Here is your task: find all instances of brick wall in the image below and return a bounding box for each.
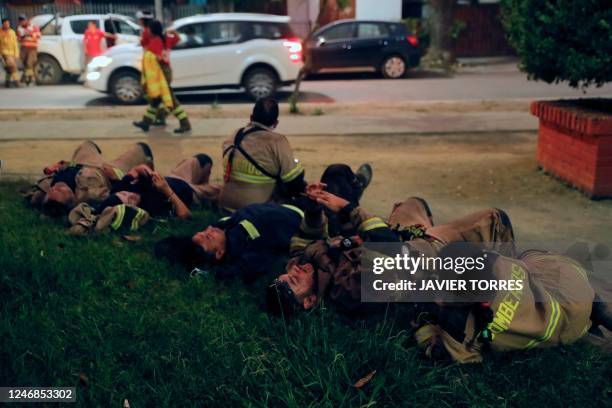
[532,101,612,198]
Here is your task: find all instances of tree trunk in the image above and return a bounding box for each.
[423,0,457,69]
[289,0,329,113]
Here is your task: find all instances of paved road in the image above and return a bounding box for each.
[0,62,611,109]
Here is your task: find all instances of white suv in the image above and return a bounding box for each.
[33,13,141,84]
[85,13,303,103]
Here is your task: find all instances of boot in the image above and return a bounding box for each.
[153,117,167,127]
[174,118,191,134]
[132,119,151,132]
[153,109,167,126]
[354,163,373,201]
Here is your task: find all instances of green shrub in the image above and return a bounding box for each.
[501,0,612,88]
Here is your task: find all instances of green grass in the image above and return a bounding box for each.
[0,181,610,407]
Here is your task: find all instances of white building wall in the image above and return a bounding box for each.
[356,0,402,21]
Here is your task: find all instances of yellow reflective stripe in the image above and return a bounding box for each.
[282,204,304,218]
[113,168,125,180]
[144,111,156,120]
[281,162,304,182]
[291,236,313,246]
[359,217,388,232]
[110,204,126,230]
[524,292,561,349]
[218,216,231,222]
[290,236,314,252]
[162,94,173,105]
[130,208,146,232]
[230,171,276,184]
[580,323,590,338]
[239,220,260,240]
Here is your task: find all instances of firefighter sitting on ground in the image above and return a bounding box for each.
[220,97,306,212]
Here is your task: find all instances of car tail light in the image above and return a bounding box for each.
[282,37,303,64]
[406,35,418,47]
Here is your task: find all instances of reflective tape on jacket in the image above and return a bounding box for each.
[131,208,147,232]
[281,204,304,218]
[112,168,125,180]
[239,219,260,240]
[281,162,304,183]
[524,291,561,349]
[111,204,126,230]
[230,171,276,184]
[359,217,388,232]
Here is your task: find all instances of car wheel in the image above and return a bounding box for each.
[36,55,63,85]
[110,70,143,104]
[381,55,407,79]
[243,67,277,101]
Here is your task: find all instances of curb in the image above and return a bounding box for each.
[0,129,537,143]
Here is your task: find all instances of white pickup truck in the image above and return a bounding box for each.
[32,13,141,84]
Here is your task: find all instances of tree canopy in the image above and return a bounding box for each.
[501,0,612,88]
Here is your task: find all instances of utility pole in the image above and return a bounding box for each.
[154,0,163,22]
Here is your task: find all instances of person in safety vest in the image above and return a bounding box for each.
[220,97,306,212]
[16,14,40,86]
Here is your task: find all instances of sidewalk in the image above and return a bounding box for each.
[0,101,538,179]
[0,102,537,141]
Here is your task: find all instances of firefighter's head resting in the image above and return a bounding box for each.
[43,182,75,217]
[192,226,227,261]
[267,260,318,318]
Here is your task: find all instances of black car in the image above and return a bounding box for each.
[304,20,420,79]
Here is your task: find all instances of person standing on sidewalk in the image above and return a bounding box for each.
[0,18,19,88]
[83,21,115,70]
[150,27,181,127]
[132,20,191,134]
[16,14,40,86]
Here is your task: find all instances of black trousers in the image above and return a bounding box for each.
[320,164,364,236]
[320,164,363,204]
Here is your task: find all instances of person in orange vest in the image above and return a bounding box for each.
[0,18,20,87]
[16,14,40,86]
